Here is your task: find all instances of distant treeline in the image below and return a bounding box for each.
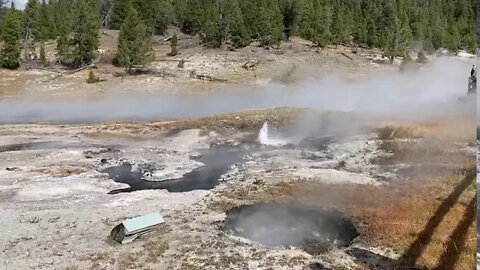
[0,0,477,69]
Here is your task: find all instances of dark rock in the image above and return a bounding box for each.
[306,262,330,270]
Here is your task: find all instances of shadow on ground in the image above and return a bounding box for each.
[346,170,476,270]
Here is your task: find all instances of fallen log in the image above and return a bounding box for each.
[33,67,64,74]
[193,73,228,82]
[113,67,177,78]
[154,58,190,63]
[340,52,354,60]
[44,64,96,82]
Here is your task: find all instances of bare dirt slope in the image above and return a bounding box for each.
[0,32,396,100]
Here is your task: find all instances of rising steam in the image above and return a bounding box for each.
[0,57,475,124]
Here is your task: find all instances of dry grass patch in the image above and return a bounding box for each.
[376,125,425,140]
[373,139,474,168]
[209,181,297,212]
[372,120,474,169]
[289,168,475,269]
[80,107,305,138]
[212,118,476,269]
[373,117,476,141]
[151,107,306,132]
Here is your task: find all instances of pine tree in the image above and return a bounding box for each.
[39,42,47,66]
[69,0,100,66]
[298,1,316,41]
[54,0,73,61]
[256,2,283,46]
[0,10,22,69]
[229,1,249,47]
[269,3,284,44]
[238,0,257,38]
[280,0,299,41]
[201,6,223,48]
[24,0,40,43]
[331,6,351,47]
[312,4,332,48]
[0,3,5,30]
[38,0,54,41]
[47,0,59,37]
[2,0,470,68]
[353,15,368,46]
[117,6,152,72]
[298,2,332,48]
[384,10,413,63]
[110,0,131,30]
[135,0,173,35]
[444,23,461,52]
[175,0,202,35]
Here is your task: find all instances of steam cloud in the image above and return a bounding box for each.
[0,57,475,124]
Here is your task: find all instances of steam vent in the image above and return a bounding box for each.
[223,202,359,254]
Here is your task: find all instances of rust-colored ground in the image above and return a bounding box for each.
[215,117,476,270]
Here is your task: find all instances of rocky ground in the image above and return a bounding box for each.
[0,111,476,270]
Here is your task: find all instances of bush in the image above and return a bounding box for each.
[168,34,179,56]
[39,43,48,66]
[178,59,185,68]
[86,69,100,83]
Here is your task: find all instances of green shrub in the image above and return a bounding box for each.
[86,69,100,83]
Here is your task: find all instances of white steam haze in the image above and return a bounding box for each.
[0,57,475,124]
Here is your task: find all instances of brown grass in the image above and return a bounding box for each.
[148,107,305,132]
[80,107,306,139]
[219,167,475,270]
[213,120,476,270]
[372,139,474,168]
[373,117,476,141]
[209,181,297,212]
[376,125,425,140]
[290,171,476,269]
[86,226,171,269]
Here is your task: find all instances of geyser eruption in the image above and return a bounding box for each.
[258,122,288,146]
[258,122,270,144]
